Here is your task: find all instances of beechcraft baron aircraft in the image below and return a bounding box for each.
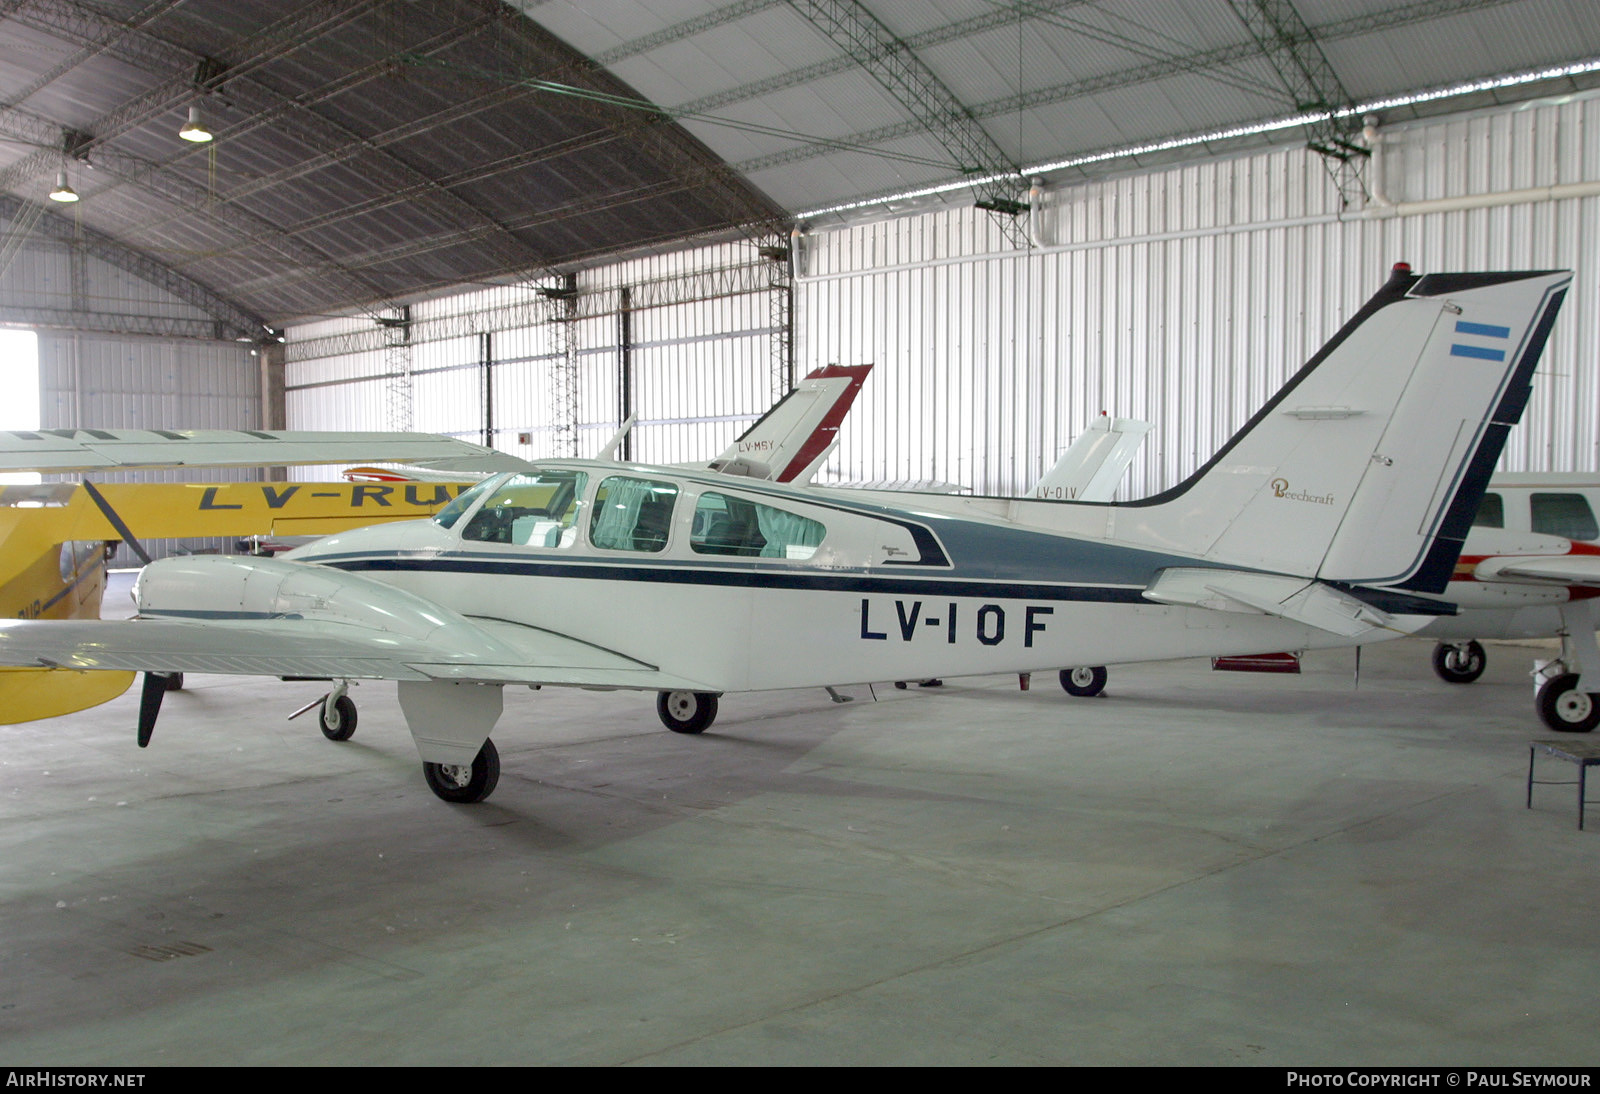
[0,365,872,731]
[0,265,1570,804]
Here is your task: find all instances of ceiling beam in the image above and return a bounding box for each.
[1227,0,1366,202]
[3,0,561,286]
[785,0,1021,214]
[0,194,266,340]
[676,0,1093,117]
[736,0,1527,179]
[0,0,384,194]
[0,104,397,311]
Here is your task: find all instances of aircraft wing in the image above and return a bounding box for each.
[0,553,710,690]
[0,617,700,689]
[0,429,531,474]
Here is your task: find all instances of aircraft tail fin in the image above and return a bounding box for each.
[708,364,871,483]
[1124,264,1570,594]
[1034,415,1150,501]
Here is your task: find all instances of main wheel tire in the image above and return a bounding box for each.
[1059,666,1108,697]
[163,672,184,692]
[1536,673,1600,733]
[422,738,501,803]
[657,690,718,734]
[1432,641,1487,685]
[319,695,357,742]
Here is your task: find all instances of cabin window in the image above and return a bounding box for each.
[461,470,588,546]
[1531,493,1599,542]
[1473,493,1504,529]
[690,492,826,559]
[590,476,677,553]
[58,541,104,583]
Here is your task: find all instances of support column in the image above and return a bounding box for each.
[618,286,633,463]
[260,340,286,482]
[480,331,494,449]
[542,275,579,458]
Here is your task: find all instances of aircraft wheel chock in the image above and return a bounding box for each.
[1536,674,1600,733]
[423,738,501,803]
[1432,641,1487,685]
[657,691,718,734]
[319,695,358,742]
[1059,666,1108,697]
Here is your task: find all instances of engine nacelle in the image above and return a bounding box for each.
[132,554,514,660]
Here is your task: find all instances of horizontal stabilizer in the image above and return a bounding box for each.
[1144,567,1410,638]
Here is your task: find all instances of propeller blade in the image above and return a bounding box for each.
[136,671,167,747]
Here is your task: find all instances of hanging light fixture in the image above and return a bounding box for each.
[48,169,78,202]
[178,104,212,143]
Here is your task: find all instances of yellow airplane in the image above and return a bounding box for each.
[0,479,466,723]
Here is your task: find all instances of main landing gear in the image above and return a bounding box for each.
[422,738,501,804]
[657,690,719,734]
[1059,666,1108,697]
[1533,601,1600,733]
[1535,674,1600,733]
[1432,641,1487,684]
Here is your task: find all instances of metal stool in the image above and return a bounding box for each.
[1526,739,1600,829]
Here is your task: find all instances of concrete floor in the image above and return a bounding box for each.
[0,630,1596,1066]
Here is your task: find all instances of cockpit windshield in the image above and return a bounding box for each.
[461,469,589,547]
[430,476,501,530]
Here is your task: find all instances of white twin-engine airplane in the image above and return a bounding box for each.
[0,264,1570,804]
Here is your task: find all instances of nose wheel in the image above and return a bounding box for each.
[422,738,501,803]
[288,681,358,741]
[319,694,357,741]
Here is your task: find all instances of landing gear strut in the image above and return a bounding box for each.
[319,694,358,741]
[287,680,357,741]
[1534,602,1600,733]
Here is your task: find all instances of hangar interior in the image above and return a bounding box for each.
[2,0,1600,1066]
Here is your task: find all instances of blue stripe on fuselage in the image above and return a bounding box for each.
[323,553,1154,604]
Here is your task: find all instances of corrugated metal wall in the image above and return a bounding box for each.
[38,334,258,442]
[285,92,1600,499]
[801,94,1600,498]
[285,241,787,478]
[33,333,261,562]
[0,221,265,559]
